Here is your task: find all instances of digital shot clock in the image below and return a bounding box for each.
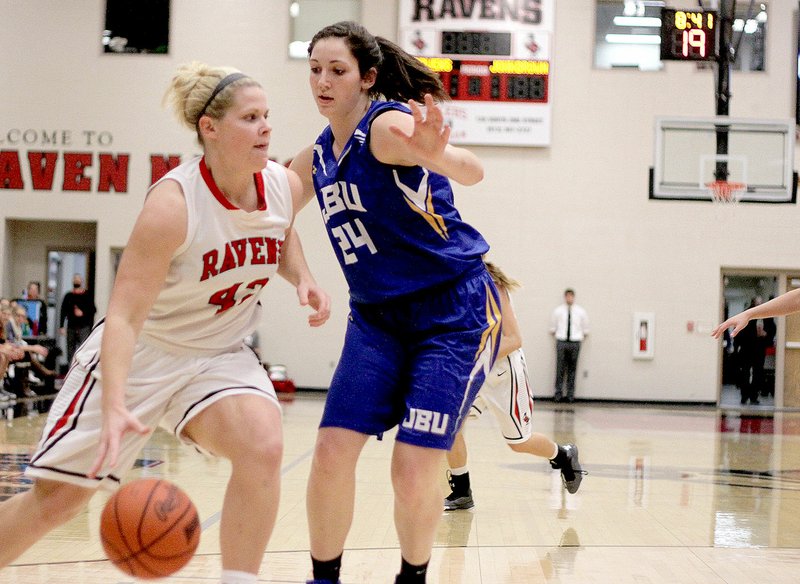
[660,8,719,61]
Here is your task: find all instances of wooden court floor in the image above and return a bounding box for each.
[2,394,800,583]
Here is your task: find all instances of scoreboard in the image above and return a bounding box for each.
[427,31,548,103]
[419,55,549,104]
[398,0,554,147]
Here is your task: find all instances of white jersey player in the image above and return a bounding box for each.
[0,62,330,584]
[444,261,585,511]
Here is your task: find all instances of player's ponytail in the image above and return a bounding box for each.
[309,21,447,104]
[372,36,447,103]
[484,260,521,292]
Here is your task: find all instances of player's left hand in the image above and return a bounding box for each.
[88,403,151,478]
[297,283,331,327]
[389,93,450,162]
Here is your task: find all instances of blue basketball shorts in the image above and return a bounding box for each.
[320,266,502,450]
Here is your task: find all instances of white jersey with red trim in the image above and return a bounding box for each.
[139,156,292,355]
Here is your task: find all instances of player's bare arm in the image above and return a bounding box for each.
[288,146,318,211]
[371,94,484,185]
[712,288,800,339]
[90,179,187,475]
[278,169,331,327]
[495,286,523,361]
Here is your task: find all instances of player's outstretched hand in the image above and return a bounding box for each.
[296,282,331,327]
[88,404,150,478]
[710,312,751,339]
[389,93,450,162]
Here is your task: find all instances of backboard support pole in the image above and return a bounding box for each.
[715,1,735,180]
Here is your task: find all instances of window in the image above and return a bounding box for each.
[595,0,666,71]
[730,2,767,71]
[288,0,361,59]
[102,0,170,54]
[594,1,767,72]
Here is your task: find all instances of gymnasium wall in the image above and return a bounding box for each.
[2,0,799,401]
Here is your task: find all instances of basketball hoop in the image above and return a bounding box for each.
[706,180,746,205]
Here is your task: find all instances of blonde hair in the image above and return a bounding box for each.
[163,61,260,144]
[484,260,521,292]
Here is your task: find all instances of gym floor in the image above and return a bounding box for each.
[2,393,799,583]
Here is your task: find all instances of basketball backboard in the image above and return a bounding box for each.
[650,116,796,203]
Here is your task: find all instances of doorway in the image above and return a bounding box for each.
[47,250,95,373]
[781,276,800,407]
[720,274,778,408]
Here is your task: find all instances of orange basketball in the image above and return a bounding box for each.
[100,478,201,579]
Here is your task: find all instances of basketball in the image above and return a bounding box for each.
[100,478,201,579]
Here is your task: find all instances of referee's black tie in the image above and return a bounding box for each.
[566,308,572,341]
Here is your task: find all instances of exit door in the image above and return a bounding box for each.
[47,250,94,372]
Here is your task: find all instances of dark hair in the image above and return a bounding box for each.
[564,288,575,296]
[308,21,447,103]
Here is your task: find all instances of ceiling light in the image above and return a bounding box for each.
[614,16,662,27]
[605,34,661,44]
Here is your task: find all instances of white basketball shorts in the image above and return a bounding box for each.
[469,348,534,443]
[25,322,279,491]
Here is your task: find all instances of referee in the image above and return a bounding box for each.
[550,289,589,403]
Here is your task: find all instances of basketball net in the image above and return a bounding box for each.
[706,180,746,205]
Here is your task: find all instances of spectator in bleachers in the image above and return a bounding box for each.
[5,305,57,389]
[21,281,48,336]
[0,305,26,399]
[0,343,22,400]
[7,305,32,338]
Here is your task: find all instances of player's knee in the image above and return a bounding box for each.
[508,441,527,453]
[313,432,366,481]
[311,433,343,475]
[256,434,284,470]
[391,461,436,507]
[391,473,429,509]
[31,479,93,526]
[235,428,283,473]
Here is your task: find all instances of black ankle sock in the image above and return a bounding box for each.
[396,557,429,583]
[311,553,342,583]
[550,445,568,468]
[449,470,471,494]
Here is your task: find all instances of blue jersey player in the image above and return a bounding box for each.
[291,21,501,584]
